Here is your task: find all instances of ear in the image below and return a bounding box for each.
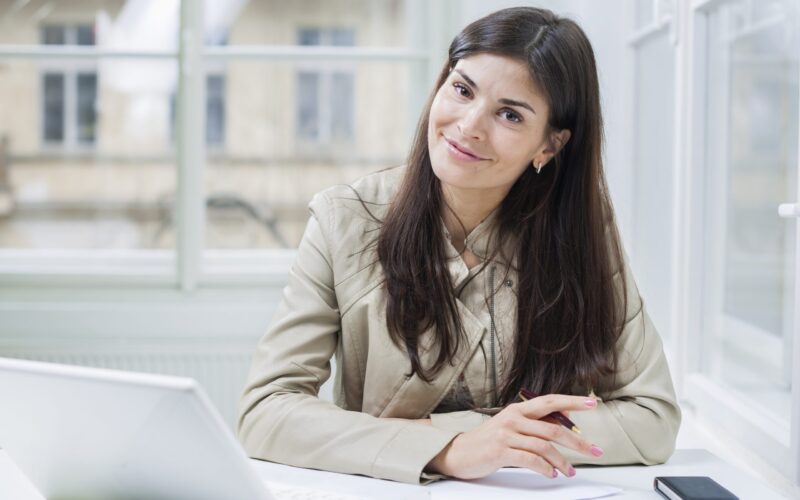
[532,129,573,168]
[548,129,571,155]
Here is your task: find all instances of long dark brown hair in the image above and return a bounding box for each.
[374,7,631,406]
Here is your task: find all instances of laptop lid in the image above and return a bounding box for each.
[0,357,272,500]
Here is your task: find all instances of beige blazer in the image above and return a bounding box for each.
[237,166,681,484]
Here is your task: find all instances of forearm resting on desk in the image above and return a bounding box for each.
[422,395,605,480]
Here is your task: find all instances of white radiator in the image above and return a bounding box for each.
[3,347,336,430]
[3,349,253,430]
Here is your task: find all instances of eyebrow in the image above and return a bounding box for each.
[454,69,537,115]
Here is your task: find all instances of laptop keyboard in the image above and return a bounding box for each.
[266,482,370,500]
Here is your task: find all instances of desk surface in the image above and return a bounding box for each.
[1,448,789,499]
[251,448,787,499]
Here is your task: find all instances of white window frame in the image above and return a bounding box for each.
[672,0,800,486]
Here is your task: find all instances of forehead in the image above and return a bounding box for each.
[452,53,546,108]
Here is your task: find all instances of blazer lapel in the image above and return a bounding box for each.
[376,299,487,418]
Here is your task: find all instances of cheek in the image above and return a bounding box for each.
[431,88,466,125]
[429,93,448,128]
[501,128,542,158]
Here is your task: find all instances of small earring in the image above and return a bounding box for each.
[535,163,543,174]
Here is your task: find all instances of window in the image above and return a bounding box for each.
[700,0,798,419]
[77,73,97,144]
[40,24,97,148]
[683,0,800,482]
[42,73,65,142]
[295,27,355,146]
[169,75,227,148]
[206,75,225,147]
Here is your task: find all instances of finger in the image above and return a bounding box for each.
[507,433,574,477]
[541,415,560,426]
[540,414,581,434]
[517,394,598,419]
[516,418,597,458]
[503,448,558,479]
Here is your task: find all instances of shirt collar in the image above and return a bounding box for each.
[440,206,517,269]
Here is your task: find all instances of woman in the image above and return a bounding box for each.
[237,6,680,485]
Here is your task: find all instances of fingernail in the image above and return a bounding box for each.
[568,466,576,477]
[584,399,597,407]
[590,445,604,457]
[551,469,558,478]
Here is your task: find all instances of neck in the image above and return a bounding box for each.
[440,183,507,244]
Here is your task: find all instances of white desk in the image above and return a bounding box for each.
[1,448,788,499]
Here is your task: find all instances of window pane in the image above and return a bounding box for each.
[330,72,354,141]
[77,73,97,144]
[43,73,65,143]
[298,28,321,46]
[296,72,320,141]
[206,75,225,146]
[703,0,799,421]
[632,32,675,342]
[76,25,96,46]
[330,28,356,46]
[41,26,66,45]
[206,62,410,249]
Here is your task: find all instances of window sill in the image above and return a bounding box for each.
[0,249,296,288]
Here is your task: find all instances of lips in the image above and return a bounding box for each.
[444,136,485,160]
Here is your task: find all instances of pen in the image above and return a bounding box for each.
[518,388,582,434]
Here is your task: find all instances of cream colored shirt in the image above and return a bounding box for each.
[434,210,517,412]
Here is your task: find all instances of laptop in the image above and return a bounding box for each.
[0,356,275,500]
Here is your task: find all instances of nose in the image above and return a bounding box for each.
[456,104,486,141]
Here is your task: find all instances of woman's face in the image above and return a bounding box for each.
[427,53,566,193]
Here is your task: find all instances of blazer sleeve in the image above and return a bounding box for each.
[236,193,462,484]
[556,249,682,465]
[428,252,681,467]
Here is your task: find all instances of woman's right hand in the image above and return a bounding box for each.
[425,394,604,479]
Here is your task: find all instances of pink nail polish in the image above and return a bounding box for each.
[551,469,558,478]
[585,399,597,407]
[590,445,604,457]
[568,466,576,477]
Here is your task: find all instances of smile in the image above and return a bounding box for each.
[444,136,486,162]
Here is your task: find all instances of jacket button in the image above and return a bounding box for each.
[505,279,513,287]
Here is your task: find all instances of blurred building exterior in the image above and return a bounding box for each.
[0,0,412,249]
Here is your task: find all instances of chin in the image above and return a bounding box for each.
[430,154,485,190]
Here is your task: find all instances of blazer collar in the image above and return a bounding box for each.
[376,299,487,418]
[440,207,518,271]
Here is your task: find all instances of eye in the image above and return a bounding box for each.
[452,82,472,98]
[500,109,522,123]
